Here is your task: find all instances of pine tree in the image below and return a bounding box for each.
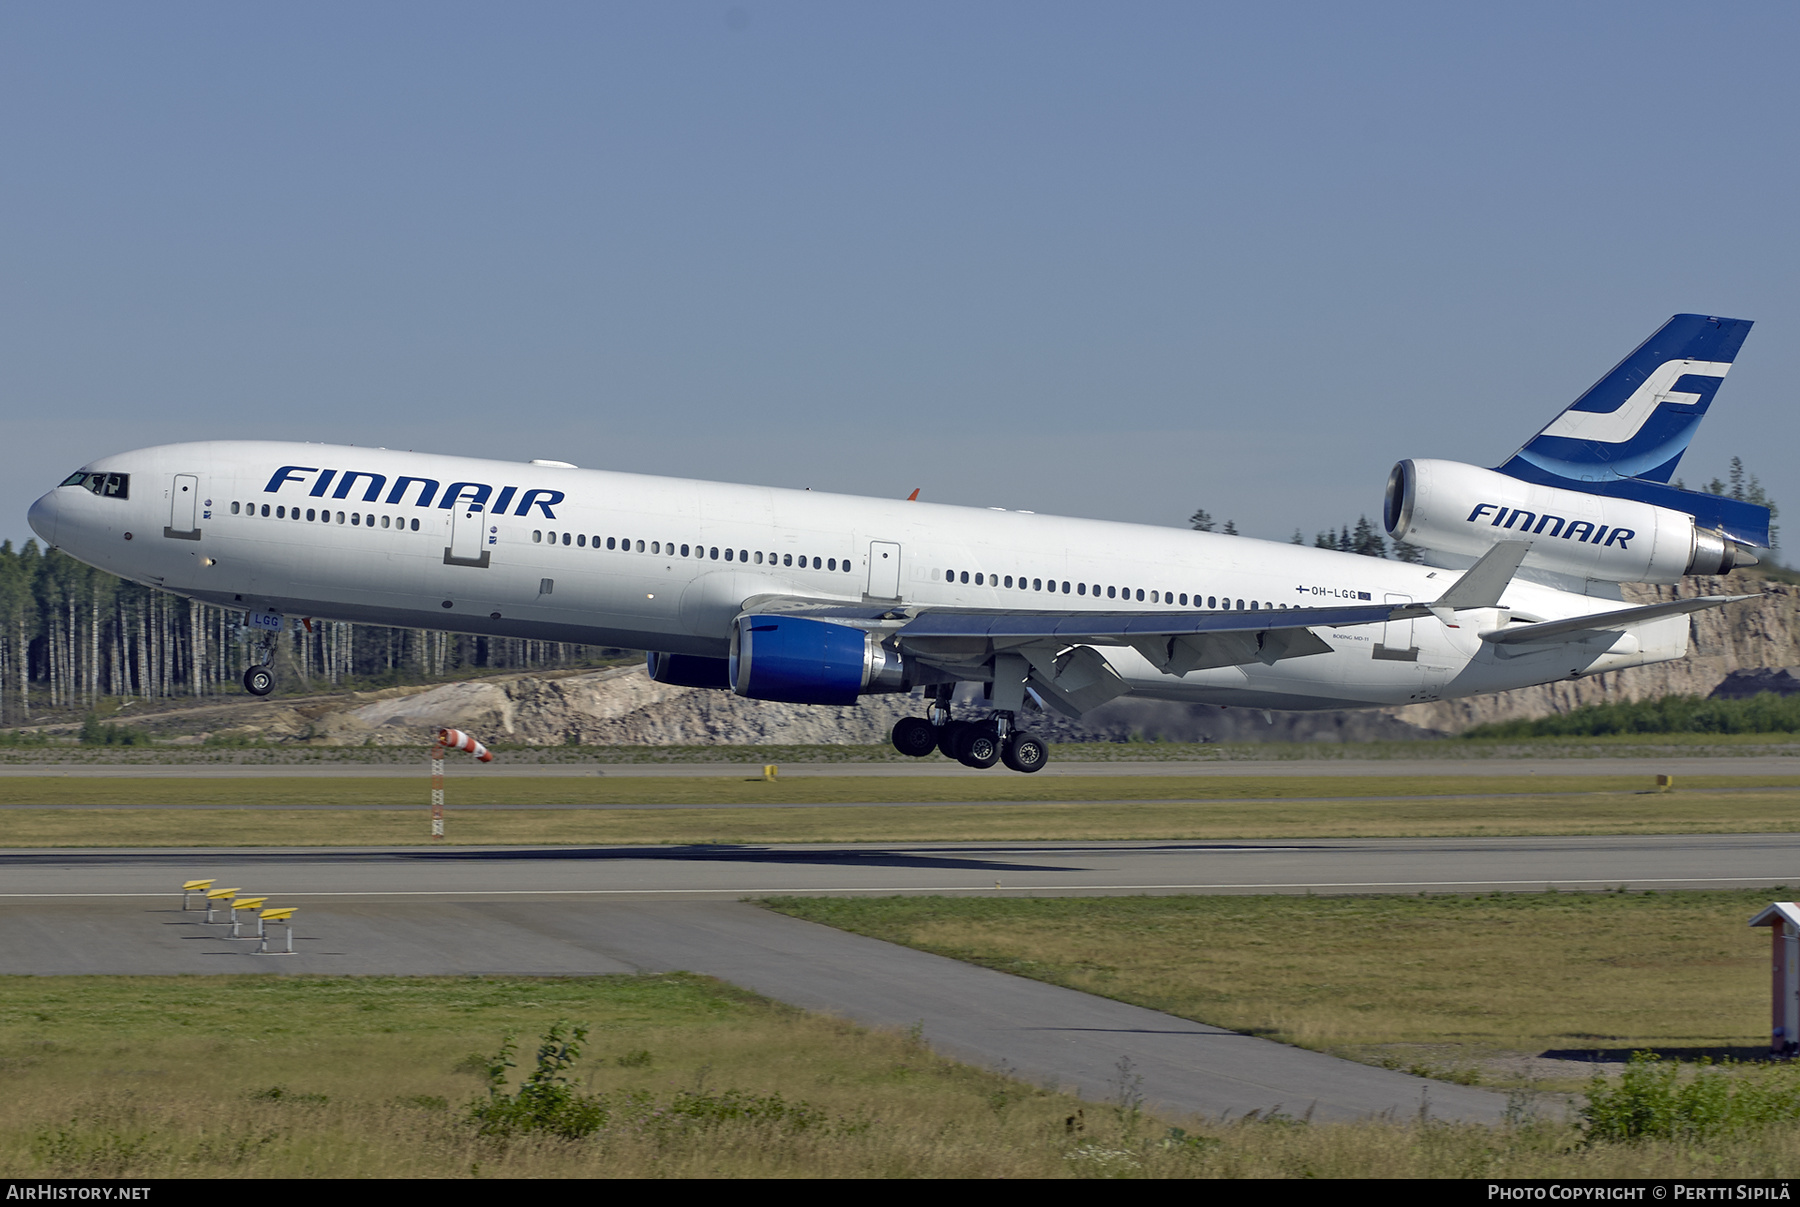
[1188,509,1215,532]
[1351,515,1386,559]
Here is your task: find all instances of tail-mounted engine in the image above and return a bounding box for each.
[1385,459,1759,584]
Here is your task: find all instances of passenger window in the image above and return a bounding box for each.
[755,551,763,564]
[352,513,360,526]
[382,515,391,529]
[828,558,837,571]
[336,512,345,524]
[1135,589,1145,602]
[1106,586,1116,599]
[1077,583,1086,595]
[782,554,791,566]
[1250,600,1258,610]
[606,538,616,550]
[710,547,719,560]
[1004,576,1013,588]
[741,550,749,563]
[680,544,690,557]
[230,502,240,515]
[1179,593,1188,606]
[533,530,542,543]
[578,535,586,547]
[725,548,734,561]
[960,571,969,584]
[276,506,286,519]
[844,561,852,573]
[410,518,419,531]
[812,556,821,569]
[562,533,571,546]
[1236,599,1244,610]
[946,570,954,582]
[1061,582,1070,593]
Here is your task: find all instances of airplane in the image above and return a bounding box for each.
[28,314,1770,772]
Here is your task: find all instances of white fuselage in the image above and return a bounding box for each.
[28,441,1687,711]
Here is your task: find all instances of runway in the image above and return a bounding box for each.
[4,832,1794,1125]
[4,754,1799,778]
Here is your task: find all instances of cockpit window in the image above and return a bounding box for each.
[61,471,129,499]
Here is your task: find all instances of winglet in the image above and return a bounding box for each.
[906,488,920,501]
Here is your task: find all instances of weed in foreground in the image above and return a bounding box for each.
[1579,1052,1800,1144]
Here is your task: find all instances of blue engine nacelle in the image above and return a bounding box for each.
[645,651,733,690]
[730,614,906,705]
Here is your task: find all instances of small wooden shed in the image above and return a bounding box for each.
[1748,902,1800,1057]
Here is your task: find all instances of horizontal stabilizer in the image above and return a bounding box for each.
[1482,594,1756,646]
[1429,540,1529,612]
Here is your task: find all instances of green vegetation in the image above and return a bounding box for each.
[1466,692,1800,738]
[1581,1053,1800,1144]
[1,773,1797,846]
[7,971,1800,1176]
[765,890,1787,1092]
[0,973,1099,1177]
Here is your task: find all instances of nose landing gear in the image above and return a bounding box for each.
[243,665,275,697]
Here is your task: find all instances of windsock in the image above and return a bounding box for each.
[437,728,493,762]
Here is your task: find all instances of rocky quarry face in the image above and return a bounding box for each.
[274,571,1800,747]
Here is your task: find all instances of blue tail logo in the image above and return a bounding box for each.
[1493,313,1770,548]
[1498,314,1752,485]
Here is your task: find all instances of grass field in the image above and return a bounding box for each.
[0,772,1796,845]
[6,967,1800,1178]
[766,889,1789,1093]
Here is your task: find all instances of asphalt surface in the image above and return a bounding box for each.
[4,755,1799,778]
[6,832,1797,1124]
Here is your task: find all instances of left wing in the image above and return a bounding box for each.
[737,542,1538,717]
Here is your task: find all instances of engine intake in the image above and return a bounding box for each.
[1385,459,1758,584]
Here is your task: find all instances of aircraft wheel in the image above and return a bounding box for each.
[891,717,938,758]
[937,720,971,759]
[1001,732,1049,773]
[243,666,275,697]
[955,724,1002,769]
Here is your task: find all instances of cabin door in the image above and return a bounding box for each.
[868,542,901,598]
[165,474,200,540]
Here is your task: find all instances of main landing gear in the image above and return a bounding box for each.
[889,713,1050,773]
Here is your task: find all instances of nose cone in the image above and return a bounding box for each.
[27,490,60,548]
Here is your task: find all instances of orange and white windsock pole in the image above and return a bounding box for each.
[438,728,493,762]
[430,728,493,838]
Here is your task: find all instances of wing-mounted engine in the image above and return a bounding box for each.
[729,614,910,704]
[1384,458,1761,584]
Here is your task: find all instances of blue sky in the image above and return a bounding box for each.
[4,2,1797,548]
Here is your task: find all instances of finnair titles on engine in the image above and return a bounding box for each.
[29,314,1768,772]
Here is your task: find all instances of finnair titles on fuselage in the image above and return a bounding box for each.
[29,315,1769,772]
